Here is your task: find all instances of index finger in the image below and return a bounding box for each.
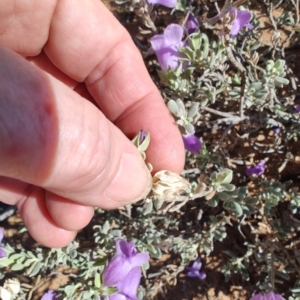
[44,0,185,173]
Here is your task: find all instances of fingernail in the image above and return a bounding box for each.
[104,152,152,205]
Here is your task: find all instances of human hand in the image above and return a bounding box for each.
[0,0,185,247]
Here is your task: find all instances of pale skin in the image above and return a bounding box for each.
[0,0,185,247]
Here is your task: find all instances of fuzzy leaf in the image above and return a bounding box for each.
[142,199,153,215]
[274,77,289,86]
[207,197,218,207]
[167,100,178,115]
[224,201,243,216]
[218,192,231,201]
[94,272,101,289]
[0,258,14,267]
[220,183,236,192]
[245,197,258,205]
[215,169,233,184]
[275,270,290,280]
[27,261,42,277]
[82,290,94,299]
[10,264,25,271]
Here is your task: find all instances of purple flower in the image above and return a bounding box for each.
[246,161,265,177]
[229,7,253,38]
[249,291,285,300]
[182,134,202,154]
[186,258,206,280]
[0,228,6,258]
[109,267,141,300]
[147,0,177,8]
[271,126,280,135]
[295,105,300,112]
[103,239,150,287]
[41,290,59,300]
[185,13,199,34]
[150,24,184,71]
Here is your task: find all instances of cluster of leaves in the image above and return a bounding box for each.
[1,0,300,300]
[139,0,300,297]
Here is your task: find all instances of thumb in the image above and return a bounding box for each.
[0,46,152,209]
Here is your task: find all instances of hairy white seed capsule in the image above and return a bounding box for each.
[4,278,20,296]
[152,170,190,200]
[0,286,13,300]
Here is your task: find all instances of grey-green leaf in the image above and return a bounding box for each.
[216,169,233,184]
[274,77,289,86]
[187,103,199,118]
[207,198,219,207]
[11,264,25,271]
[224,201,243,216]
[220,183,236,192]
[167,100,178,115]
[142,199,153,215]
[28,261,42,277]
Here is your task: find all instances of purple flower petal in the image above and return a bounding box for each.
[116,240,137,257]
[129,252,150,267]
[186,268,200,277]
[296,105,300,112]
[103,239,149,287]
[147,0,177,8]
[182,134,202,154]
[198,271,207,280]
[0,228,4,244]
[229,7,237,16]
[139,130,147,144]
[0,248,6,258]
[246,161,265,177]
[230,19,241,38]
[272,126,280,135]
[186,268,206,279]
[41,290,59,300]
[250,292,285,300]
[115,239,149,266]
[249,294,264,300]
[186,258,206,280]
[0,229,6,258]
[103,255,133,286]
[109,268,141,300]
[236,10,252,27]
[109,293,127,300]
[116,267,141,298]
[245,23,254,30]
[163,24,184,47]
[229,8,253,38]
[185,13,199,34]
[150,24,184,71]
[191,258,202,270]
[265,292,285,300]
